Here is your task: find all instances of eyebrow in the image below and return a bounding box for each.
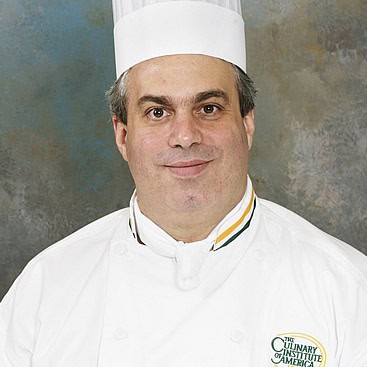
[138,95,171,108]
[193,89,230,105]
[137,89,230,109]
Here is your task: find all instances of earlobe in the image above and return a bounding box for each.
[113,115,128,161]
[243,109,255,150]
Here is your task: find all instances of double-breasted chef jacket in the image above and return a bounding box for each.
[1,178,367,367]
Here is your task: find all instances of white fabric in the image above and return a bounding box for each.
[1,193,367,366]
[112,1,246,77]
[112,0,242,23]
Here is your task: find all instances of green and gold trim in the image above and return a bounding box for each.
[213,188,256,251]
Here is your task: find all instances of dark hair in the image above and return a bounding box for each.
[106,62,257,123]
[233,65,257,117]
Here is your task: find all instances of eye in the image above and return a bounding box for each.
[200,104,220,115]
[147,108,169,120]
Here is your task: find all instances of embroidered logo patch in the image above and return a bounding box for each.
[270,332,327,367]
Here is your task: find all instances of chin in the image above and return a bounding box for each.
[169,191,215,212]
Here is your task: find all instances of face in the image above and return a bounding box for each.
[114,54,254,220]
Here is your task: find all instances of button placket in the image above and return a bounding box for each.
[175,241,213,290]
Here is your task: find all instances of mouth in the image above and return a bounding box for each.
[164,160,211,178]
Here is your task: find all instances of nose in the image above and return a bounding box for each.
[168,111,203,149]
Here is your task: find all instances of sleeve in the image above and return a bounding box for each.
[348,286,367,367]
[339,272,367,366]
[0,312,15,367]
[0,261,44,367]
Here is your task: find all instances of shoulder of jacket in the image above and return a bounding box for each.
[1,208,131,306]
[257,197,367,291]
[24,208,130,267]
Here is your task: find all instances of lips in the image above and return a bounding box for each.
[165,160,211,178]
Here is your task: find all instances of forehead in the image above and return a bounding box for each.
[127,54,238,101]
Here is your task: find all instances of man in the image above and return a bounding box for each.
[1,1,366,366]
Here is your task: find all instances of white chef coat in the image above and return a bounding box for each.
[1,178,367,367]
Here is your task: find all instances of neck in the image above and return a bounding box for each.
[136,189,246,243]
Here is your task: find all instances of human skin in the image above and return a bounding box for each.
[113,54,255,242]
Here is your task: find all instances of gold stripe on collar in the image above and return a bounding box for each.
[214,188,255,245]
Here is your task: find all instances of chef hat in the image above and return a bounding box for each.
[112,0,246,79]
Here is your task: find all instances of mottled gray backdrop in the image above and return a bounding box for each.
[0,0,366,299]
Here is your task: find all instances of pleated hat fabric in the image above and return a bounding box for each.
[111,0,246,78]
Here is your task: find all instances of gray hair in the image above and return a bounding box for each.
[106,64,256,123]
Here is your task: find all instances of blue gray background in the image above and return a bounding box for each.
[0,0,366,299]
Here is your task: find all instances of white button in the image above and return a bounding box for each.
[178,276,200,291]
[183,276,193,284]
[114,243,127,256]
[230,330,244,343]
[253,249,265,262]
[114,328,128,340]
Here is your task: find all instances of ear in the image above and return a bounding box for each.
[243,109,255,150]
[113,115,128,161]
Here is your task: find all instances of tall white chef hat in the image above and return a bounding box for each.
[112,0,246,79]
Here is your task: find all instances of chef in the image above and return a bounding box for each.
[1,0,367,366]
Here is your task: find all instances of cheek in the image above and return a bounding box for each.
[217,124,248,153]
[219,129,249,173]
[126,131,160,170]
